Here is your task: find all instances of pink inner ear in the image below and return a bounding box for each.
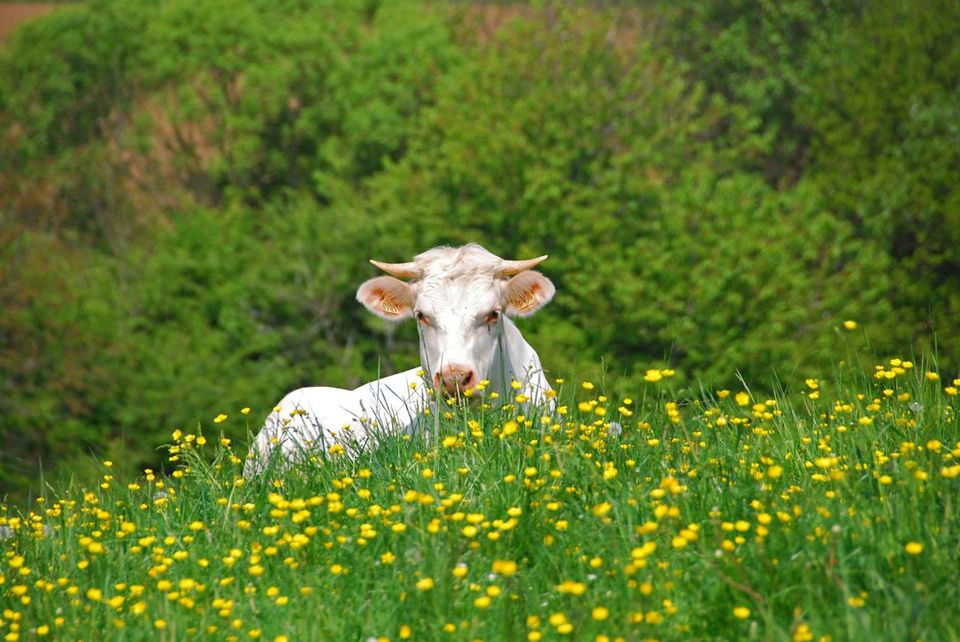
[373,287,406,317]
[357,276,414,319]
[504,270,555,317]
[508,282,541,313]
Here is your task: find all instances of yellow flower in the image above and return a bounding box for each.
[415,577,435,591]
[631,541,657,559]
[793,623,814,642]
[904,541,924,555]
[941,465,960,479]
[591,606,609,621]
[592,502,612,518]
[491,560,517,576]
[735,392,750,407]
[733,606,751,619]
[644,369,663,382]
[843,320,857,330]
[556,580,586,596]
[214,414,228,423]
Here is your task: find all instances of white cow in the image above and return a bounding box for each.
[244,243,555,476]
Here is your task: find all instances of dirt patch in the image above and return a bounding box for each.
[0,3,60,42]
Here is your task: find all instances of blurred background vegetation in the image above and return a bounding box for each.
[1,0,957,501]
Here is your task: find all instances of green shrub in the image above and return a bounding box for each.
[800,0,960,365]
[0,231,125,496]
[0,1,955,501]
[0,0,144,159]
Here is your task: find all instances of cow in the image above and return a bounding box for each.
[244,243,555,476]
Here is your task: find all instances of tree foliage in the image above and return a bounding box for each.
[0,0,954,500]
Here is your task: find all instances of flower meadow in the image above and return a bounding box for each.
[2,360,959,642]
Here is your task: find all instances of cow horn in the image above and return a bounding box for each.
[369,259,421,279]
[498,255,548,276]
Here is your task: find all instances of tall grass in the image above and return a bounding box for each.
[1,360,958,641]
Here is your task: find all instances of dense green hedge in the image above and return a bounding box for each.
[0,0,956,500]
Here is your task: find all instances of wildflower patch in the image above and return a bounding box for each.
[1,362,958,640]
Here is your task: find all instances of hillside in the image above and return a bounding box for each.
[0,0,958,501]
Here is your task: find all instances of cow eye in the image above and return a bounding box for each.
[484,310,500,325]
[416,310,430,326]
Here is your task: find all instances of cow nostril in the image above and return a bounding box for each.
[436,366,478,395]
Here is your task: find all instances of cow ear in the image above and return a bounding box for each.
[357,276,415,320]
[503,270,555,317]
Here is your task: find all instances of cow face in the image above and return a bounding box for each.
[356,245,555,396]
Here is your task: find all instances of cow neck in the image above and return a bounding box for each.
[490,317,551,403]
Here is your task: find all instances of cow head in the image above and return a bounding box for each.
[356,244,555,396]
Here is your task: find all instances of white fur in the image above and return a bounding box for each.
[244,368,427,476]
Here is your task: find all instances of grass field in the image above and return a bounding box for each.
[1,358,958,641]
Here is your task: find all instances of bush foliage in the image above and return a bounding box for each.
[0,0,956,499]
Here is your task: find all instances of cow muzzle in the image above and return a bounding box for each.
[434,364,477,396]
